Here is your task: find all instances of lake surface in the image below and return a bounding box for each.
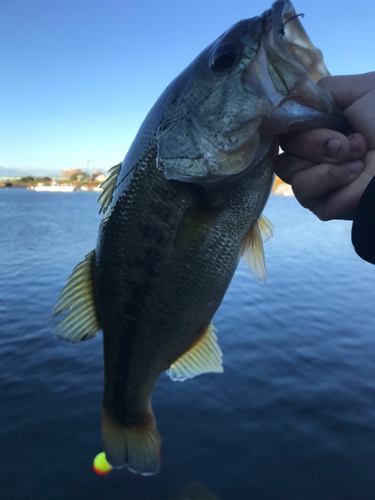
[1,188,375,500]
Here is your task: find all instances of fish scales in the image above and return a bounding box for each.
[51,0,349,475]
[97,144,274,424]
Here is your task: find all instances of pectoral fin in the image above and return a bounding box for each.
[258,215,274,243]
[241,215,273,285]
[166,323,223,382]
[49,250,101,343]
[175,194,221,254]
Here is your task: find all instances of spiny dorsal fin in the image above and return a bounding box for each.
[166,323,223,382]
[241,220,267,285]
[97,163,122,214]
[258,215,274,243]
[49,250,101,343]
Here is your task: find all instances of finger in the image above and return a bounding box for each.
[345,92,375,149]
[346,133,368,161]
[280,129,352,164]
[318,73,375,110]
[315,162,374,221]
[274,133,367,184]
[274,153,315,184]
[291,160,364,220]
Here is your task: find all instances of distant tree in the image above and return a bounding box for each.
[69,172,89,181]
[20,176,35,182]
[35,177,51,181]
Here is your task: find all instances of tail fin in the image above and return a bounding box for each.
[102,407,161,476]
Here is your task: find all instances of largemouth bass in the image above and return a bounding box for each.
[51,1,347,475]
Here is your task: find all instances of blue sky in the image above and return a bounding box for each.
[1,0,374,176]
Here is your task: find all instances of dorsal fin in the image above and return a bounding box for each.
[97,163,122,214]
[49,250,101,343]
[166,323,223,382]
[241,215,273,285]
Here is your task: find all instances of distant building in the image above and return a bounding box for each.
[91,171,107,183]
[61,168,82,178]
[93,174,107,183]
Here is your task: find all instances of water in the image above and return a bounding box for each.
[1,188,375,500]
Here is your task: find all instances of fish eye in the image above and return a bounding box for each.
[209,43,241,72]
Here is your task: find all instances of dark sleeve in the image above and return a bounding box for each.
[351,176,375,265]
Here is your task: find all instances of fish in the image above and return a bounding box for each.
[50,1,347,476]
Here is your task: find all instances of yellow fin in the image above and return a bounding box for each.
[167,323,223,382]
[97,163,122,214]
[102,407,161,475]
[241,220,267,285]
[258,214,273,243]
[49,250,101,343]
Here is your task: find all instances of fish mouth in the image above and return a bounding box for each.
[264,1,331,84]
[246,1,347,134]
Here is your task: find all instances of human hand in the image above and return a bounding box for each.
[274,72,375,221]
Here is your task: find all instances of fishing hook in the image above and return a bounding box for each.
[279,13,305,36]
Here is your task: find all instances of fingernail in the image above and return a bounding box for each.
[347,161,362,174]
[349,135,359,154]
[326,138,342,159]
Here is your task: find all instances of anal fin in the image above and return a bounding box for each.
[49,250,101,343]
[166,323,223,382]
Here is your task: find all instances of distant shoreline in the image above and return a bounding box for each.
[0,182,102,192]
[1,178,292,195]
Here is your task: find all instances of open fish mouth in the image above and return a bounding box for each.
[266,1,330,84]
[249,0,344,133]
